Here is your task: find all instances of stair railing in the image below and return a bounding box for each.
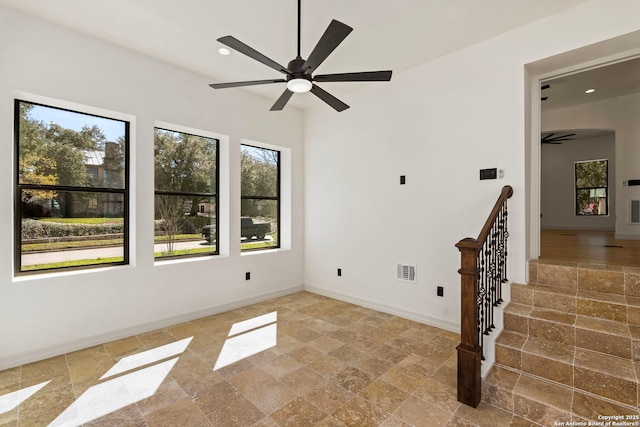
[455,185,513,408]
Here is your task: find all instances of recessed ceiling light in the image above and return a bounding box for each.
[218,47,231,56]
[585,88,596,94]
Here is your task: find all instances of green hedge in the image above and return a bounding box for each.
[22,218,124,239]
[154,216,212,234]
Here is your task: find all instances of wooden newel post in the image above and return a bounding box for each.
[456,237,482,408]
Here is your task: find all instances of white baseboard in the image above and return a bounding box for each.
[541,226,615,231]
[614,233,640,240]
[0,285,303,371]
[304,286,460,334]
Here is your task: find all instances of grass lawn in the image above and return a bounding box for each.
[39,217,124,224]
[22,256,125,271]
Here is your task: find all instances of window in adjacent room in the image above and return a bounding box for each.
[575,159,608,216]
[15,99,129,274]
[154,127,219,259]
[241,144,280,251]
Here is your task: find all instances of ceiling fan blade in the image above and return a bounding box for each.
[270,89,294,111]
[209,79,286,89]
[541,96,548,101]
[302,20,353,74]
[314,70,393,82]
[541,84,550,90]
[541,133,555,142]
[310,84,349,112]
[217,36,292,75]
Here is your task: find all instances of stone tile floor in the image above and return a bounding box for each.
[1,291,520,426]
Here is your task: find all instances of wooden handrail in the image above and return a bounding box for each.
[476,185,513,244]
[456,185,513,408]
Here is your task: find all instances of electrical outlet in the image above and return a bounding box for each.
[245,272,251,280]
[337,268,342,277]
[437,286,444,297]
[400,175,406,185]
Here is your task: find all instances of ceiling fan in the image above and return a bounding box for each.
[541,84,550,101]
[541,132,576,144]
[209,0,392,112]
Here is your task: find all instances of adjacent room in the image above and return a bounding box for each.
[1,1,639,425]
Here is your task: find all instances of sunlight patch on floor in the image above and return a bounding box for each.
[214,311,277,370]
[100,336,192,379]
[49,357,180,426]
[0,381,50,414]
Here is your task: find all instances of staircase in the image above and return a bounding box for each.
[483,259,640,425]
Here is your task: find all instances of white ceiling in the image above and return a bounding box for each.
[541,56,640,111]
[4,0,636,112]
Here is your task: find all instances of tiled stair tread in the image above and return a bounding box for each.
[483,365,520,392]
[510,284,533,305]
[495,330,527,349]
[631,324,640,339]
[528,307,576,325]
[531,283,577,297]
[572,390,640,422]
[574,348,636,380]
[577,263,625,272]
[530,283,634,307]
[577,289,627,304]
[503,302,532,316]
[628,296,640,308]
[532,259,578,268]
[521,336,574,363]
[484,367,640,417]
[575,315,631,336]
[513,373,573,412]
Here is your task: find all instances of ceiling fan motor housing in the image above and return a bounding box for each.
[287,57,310,81]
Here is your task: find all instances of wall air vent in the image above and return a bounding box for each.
[631,199,640,224]
[396,264,416,283]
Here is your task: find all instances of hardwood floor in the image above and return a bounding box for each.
[540,228,640,267]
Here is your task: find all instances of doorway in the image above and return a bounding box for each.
[526,32,640,276]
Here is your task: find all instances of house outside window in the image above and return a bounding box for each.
[575,159,608,216]
[241,144,280,251]
[15,100,129,273]
[154,127,218,259]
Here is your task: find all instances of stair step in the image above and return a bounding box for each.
[512,282,635,323]
[527,307,576,346]
[530,260,639,296]
[495,330,638,404]
[504,302,636,358]
[483,261,640,424]
[573,349,638,406]
[520,336,574,386]
[631,324,640,361]
[575,315,632,359]
[484,367,640,425]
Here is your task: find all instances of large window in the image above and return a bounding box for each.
[241,144,280,251]
[15,100,129,273]
[154,128,218,259]
[575,159,608,216]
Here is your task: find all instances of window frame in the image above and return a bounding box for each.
[240,143,281,252]
[14,99,130,275]
[153,126,220,260]
[574,159,609,216]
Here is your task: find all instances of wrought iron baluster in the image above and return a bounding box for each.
[456,185,512,408]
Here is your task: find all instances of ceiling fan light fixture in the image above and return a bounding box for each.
[287,78,312,93]
[218,47,231,55]
[585,88,596,94]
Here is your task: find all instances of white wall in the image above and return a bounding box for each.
[0,7,304,368]
[541,133,616,230]
[543,93,640,238]
[303,0,640,330]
